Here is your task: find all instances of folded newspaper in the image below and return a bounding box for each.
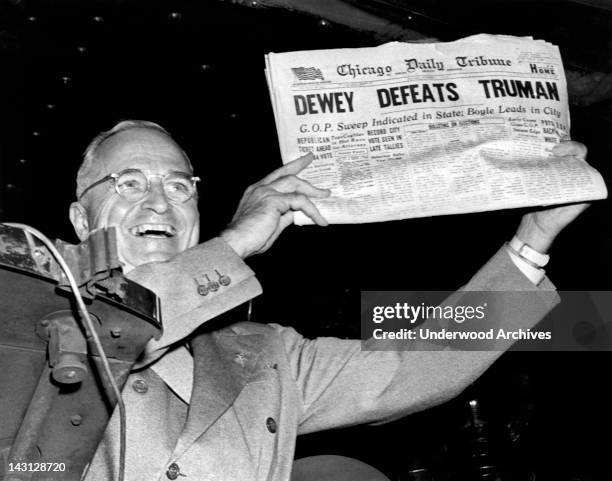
[265,34,607,225]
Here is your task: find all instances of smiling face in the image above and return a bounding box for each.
[70,128,200,272]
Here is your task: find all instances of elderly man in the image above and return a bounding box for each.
[70,120,587,481]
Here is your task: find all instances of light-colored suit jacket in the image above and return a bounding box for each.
[84,239,559,481]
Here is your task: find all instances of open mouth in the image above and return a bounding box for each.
[129,223,177,239]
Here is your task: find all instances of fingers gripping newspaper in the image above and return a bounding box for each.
[265,35,607,225]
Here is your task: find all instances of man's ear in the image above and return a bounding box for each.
[69,201,90,241]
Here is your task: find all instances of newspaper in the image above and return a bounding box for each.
[265,34,607,225]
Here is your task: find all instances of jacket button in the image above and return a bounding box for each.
[218,273,231,286]
[131,379,148,394]
[166,462,180,480]
[266,417,277,433]
[215,269,231,287]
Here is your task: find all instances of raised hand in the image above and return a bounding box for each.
[515,141,591,253]
[220,153,330,258]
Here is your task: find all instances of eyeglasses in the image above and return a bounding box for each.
[79,169,200,203]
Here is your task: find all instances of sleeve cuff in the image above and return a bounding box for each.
[127,237,263,356]
[507,246,546,286]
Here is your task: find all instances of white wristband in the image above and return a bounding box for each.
[509,236,550,268]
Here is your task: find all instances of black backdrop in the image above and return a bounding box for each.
[2,1,612,479]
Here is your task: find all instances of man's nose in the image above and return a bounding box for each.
[141,180,170,213]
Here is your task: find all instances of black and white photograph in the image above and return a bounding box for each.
[1,1,612,480]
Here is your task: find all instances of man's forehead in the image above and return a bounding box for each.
[96,128,192,173]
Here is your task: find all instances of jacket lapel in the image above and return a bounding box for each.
[171,329,266,458]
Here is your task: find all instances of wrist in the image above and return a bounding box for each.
[220,228,248,259]
[508,236,550,268]
[515,217,555,254]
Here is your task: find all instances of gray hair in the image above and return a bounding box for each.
[76,120,193,199]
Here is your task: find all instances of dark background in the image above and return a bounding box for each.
[1,0,612,479]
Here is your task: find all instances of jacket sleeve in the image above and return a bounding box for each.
[127,238,262,353]
[275,246,559,435]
